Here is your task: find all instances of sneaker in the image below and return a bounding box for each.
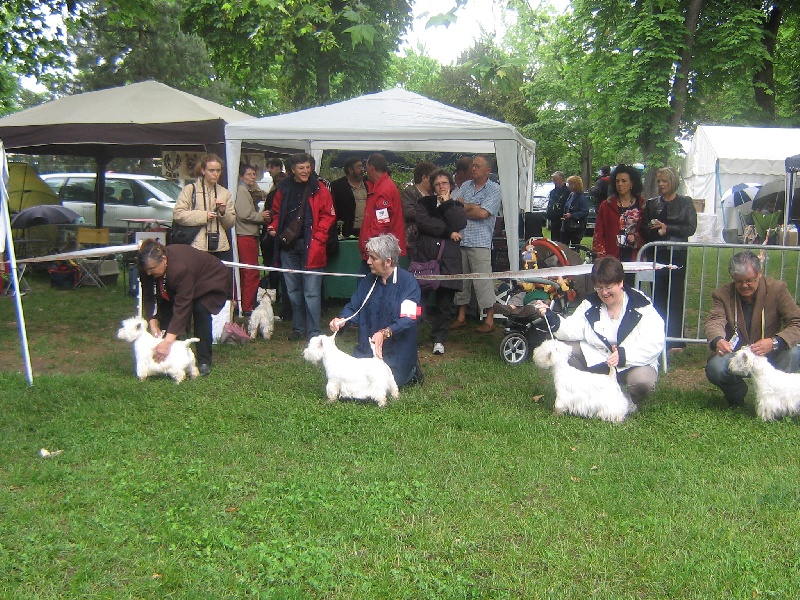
[198,363,212,376]
[288,331,303,341]
[433,343,445,355]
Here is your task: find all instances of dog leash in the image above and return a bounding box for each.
[332,272,380,339]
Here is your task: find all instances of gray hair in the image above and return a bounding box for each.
[137,238,166,270]
[729,251,762,278]
[365,234,400,266]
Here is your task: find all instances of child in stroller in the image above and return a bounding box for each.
[496,238,594,365]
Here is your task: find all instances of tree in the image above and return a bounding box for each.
[1,1,158,87]
[182,0,413,111]
[64,1,235,105]
[388,45,442,94]
[561,0,783,193]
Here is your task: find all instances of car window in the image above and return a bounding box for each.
[62,177,95,202]
[43,176,66,194]
[109,179,138,206]
[145,179,182,200]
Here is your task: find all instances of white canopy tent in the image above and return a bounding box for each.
[683,125,800,214]
[225,88,536,269]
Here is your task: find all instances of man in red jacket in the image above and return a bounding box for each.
[359,153,407,263]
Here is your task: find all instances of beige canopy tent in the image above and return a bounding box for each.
[0,80,254,226]
[225,88,536,269]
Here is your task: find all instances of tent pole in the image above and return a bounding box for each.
[1,143,34,385]
[95,153,111,228]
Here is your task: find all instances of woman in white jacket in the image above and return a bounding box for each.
[535,256,665,404]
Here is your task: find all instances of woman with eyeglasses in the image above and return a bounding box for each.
[535,256,665,405]
[173,153,236,261]
[413,169,467,356]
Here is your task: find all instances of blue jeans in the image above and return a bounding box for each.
[705,345,800,406]
[280,245,322,339]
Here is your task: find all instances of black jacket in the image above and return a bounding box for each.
[546,185,571,221]
[329,175,363,238]
[641,194,698,244]
[414,195,467,291]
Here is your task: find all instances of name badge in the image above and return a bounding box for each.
[375,207,390,224]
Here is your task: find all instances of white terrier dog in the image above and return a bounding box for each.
[303,334,399,407]
[116,317,200,384]
[728,345,800,421]
[248,288,277,340]
[532,338,635,422]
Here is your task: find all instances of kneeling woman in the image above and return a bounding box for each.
[138,239,232,376]
[535,257,665,403]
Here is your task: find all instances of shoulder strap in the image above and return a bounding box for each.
[190,183,196,209]
[436,241,446,261]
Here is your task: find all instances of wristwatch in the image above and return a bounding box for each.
[772,337,780,351]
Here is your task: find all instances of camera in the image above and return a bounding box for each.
[207,232,220,251]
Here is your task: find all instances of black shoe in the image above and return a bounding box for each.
[408,359,425,386]
[288,331,303,341]
[198,363,212,376]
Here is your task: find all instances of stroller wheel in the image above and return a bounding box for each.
[500,331,530,366]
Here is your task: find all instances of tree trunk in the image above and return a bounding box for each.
[753,5,782,121]
[316,52,331,105]
[642,0,703,197]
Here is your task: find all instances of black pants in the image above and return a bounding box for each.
[157,299,213,365]
[561,228,585,246]
[650,247,687,348]
[423,286,457,344]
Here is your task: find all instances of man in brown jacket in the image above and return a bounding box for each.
[139,240,232,376]
[705,251,800,406]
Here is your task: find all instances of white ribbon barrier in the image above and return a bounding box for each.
[20,247,667,284]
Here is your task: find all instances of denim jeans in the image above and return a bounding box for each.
[280,244,322,339]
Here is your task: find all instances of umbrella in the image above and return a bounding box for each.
[752,178,800,214]
[7,163,58,212]
[11,204,82,229]
[720,183,761,229]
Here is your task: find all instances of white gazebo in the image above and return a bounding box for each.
[225,88,536,269]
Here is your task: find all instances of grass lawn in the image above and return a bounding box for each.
[2,270,800,598]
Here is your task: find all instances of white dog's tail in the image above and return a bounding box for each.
[185,338,200,344]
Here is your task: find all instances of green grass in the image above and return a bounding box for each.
[2,270,800,598]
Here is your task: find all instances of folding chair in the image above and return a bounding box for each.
[74,227,112,288]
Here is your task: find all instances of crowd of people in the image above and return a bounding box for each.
[135,154,800,414]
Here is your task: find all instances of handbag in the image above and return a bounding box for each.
[279,184,310,249]
[169,183,202,245]
[409,242,446,291]
[567,217,586,232]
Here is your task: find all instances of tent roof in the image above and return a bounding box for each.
[0,80,254,157]
[693,125,800,163]
[225,88,535,154]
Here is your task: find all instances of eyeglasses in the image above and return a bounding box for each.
[593,284,619,294]
[144,260,164,275]
[733,276,760,287]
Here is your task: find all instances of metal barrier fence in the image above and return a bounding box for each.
[635,241,800,371]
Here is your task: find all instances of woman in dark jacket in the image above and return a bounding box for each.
[642,166,698,351]
[414,169,467,355]
[560,175,590,245]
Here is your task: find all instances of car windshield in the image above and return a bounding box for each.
[146,179,182,200]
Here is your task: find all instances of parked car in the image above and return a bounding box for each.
[586,195,597,232]
[41,173,182,229]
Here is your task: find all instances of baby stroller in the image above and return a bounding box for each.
[497,238,594,366]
